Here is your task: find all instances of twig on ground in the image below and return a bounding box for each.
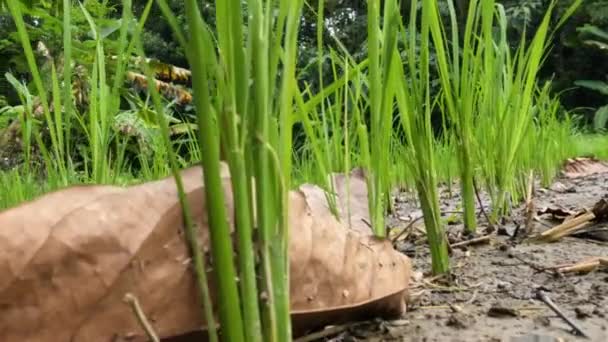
[472,177,495,230]
[535,289,589,339]
[549,256,608,274]
[450,235,492,249]
[523,171,535,236]
[392,215,425,243]
[123,293,160,342]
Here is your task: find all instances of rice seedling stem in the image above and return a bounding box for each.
[184,1,246,340]
[129,3,220,340]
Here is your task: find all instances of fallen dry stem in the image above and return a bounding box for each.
[392,215,425,243]
[473,177,493,230]
[524,171,535,236]
[552,257,608,274]
[535,290,589,339]
[536,211,596,242]
[123,293,159,342]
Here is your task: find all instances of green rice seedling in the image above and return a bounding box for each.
[530,83,574,187]
[131,21,219,342]
[293,29,375,217]
[427,0,583,226]
[393,0,450,274]
[364,0,401,237]
[157,0,305,340]
[474,0,582,220]
[294,50,365,217]
[426,0,504,233]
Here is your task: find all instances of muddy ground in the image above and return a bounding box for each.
[303,166,608,341]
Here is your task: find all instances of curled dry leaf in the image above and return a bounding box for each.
[561,157,608,179]
[0,165,411,341]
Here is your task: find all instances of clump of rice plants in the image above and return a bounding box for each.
[155,0,304,340]
[474,0,582,221]
[428,0,582,225]
[392,0,451,274]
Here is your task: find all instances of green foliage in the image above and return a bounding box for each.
[573,24,608,131]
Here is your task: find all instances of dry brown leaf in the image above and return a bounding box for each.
[0,165,231,342]
[0,164,411,341]
[561,157,608,179]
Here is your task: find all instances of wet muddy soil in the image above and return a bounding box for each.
[304,168,608,341]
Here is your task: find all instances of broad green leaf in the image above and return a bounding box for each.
[594,105,608,131]
[98,18,123,40]
[577,24,608,41]
[575,80,608,96]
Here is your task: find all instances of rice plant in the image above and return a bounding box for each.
[156,0,304,340]
[474,0,582,220]
[392,0,451,274]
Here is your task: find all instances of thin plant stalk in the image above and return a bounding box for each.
[133,43,220,342]
[183,1,246,341]
[214,0,262,339]
[366,0,400,237]
[61,0,71,172]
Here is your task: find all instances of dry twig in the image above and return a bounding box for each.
[472,177,494,230]
[123,293,160,342]
[535,290,589,339]
[523,171,535,236]
[535,211,596,242]
[550,257,608,274]
[450,235,492,249]
[392,215,425,243]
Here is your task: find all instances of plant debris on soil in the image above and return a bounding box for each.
[302,159,608,341]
